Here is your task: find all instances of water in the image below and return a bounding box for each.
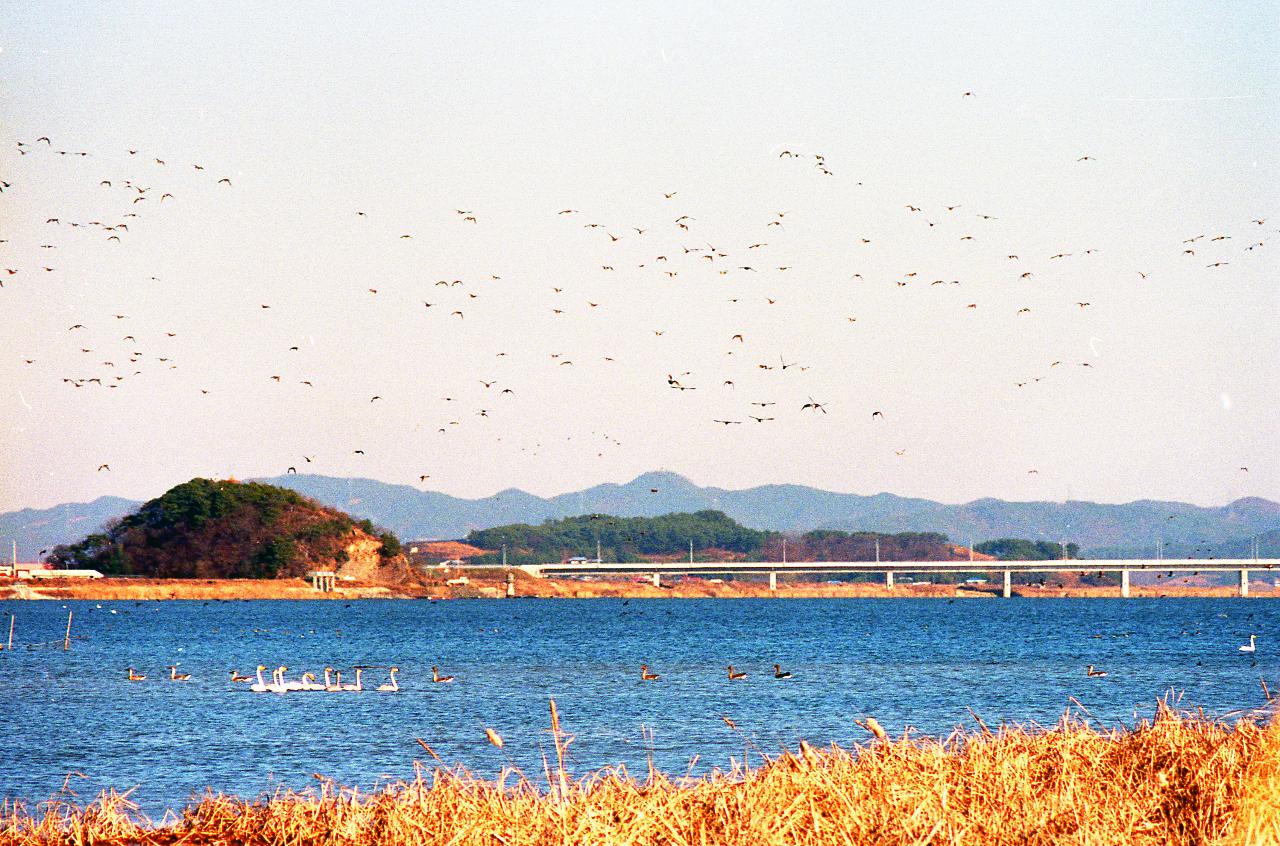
[0,597,1274,814]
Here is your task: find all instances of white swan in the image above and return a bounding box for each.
[276,665,305,692]
[299,672,322,691]
[377,667,399,692]
[341,667,363,692]
[323,667,341,692]
[250,664,274,693]
[1240,634,1257,653]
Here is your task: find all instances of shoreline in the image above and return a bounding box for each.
[1,571,1273,601]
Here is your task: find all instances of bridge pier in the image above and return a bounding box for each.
[652,572,661,588]
[1241,569,1249,598]
[885,571,894,590]
[505,571,515,598]
[1002,570,1012,598]
[1121,569,1130,598]
[769,571,777,592]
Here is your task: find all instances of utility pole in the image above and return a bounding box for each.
[874,537,880,563]
[501,544,507,567]
[782,537,787,564]
[689,540,694,565]
[597,538,602,563]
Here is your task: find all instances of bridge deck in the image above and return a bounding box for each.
[531,558,1277,576]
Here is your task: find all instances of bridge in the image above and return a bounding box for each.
[521,558,1280,598]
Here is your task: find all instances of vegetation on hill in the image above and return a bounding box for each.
[47,478,403,579]
[975,538,1080,560]
[467,511,764,563]
[465,512,983,565]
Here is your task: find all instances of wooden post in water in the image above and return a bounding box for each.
[6,613,13,650]
[63,610,72,650]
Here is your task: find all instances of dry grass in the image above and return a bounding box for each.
[2,702,1277,845]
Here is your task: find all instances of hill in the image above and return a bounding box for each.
[463,511,971,565]
[6,472,1278,558]
[251,472,1279,554]
[0,496,140,561]
[46,478,408,581]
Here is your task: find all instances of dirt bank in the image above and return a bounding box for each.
[1,570,1273,601]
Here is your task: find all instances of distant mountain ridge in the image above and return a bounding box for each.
[4,472,1277,560]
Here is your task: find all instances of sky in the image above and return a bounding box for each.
[0,1,1276,512]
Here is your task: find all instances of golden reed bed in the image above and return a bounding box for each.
[2,702,1277,846]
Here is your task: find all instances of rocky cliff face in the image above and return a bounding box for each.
[337,533,385,580]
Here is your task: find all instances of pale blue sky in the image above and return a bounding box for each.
[1,2,1276,510]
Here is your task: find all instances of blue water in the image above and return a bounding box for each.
[0,598,1274,814]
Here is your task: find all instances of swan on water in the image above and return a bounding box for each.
[432,666,454,683]
[250,665,273,693]
[275,665,306,692]
[167,665,191,681]
[1086,665,1108,677]
[1240,634,1257,653]
[341,667,364,692]
[127,668,146,682]
[727,665,746,680]
[640,664,660,681]
[377,667,400,692]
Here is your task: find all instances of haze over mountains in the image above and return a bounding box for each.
[4,472,1278,562]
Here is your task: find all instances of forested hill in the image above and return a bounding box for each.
[48,478,404,579]
[464,511,973,564]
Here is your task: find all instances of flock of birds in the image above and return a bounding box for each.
[124,663,456,692]
[2,128,1269,488]
[123,637,1262,697]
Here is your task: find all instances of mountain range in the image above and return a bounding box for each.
[4,472,1278,562]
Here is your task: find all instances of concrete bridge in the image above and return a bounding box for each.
[521,558,1279,598]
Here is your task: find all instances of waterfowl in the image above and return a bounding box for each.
[127,668,146,681]
[323,667,341,691]
[250,664,272,693]
[299,672,322,691]
[229,670,252,683]
[1240,634,1257,653]
[773,664,793,679]
[432,666,454,683]
[167,665,191,681]
[727,665,747,680]
[341,668,364,692]
[377,667,400,692]
[640,664,660,681]
[1086,665,1108,677]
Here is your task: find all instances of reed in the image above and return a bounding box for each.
[1,703,1276,845]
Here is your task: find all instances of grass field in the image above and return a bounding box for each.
[1,701,1276,845]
